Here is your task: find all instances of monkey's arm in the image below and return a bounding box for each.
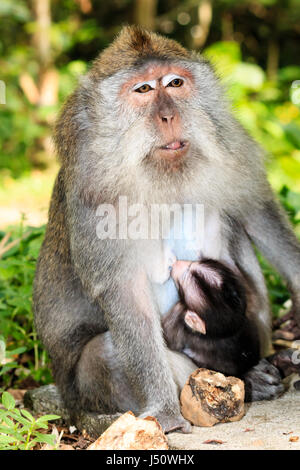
[245,198,300,333]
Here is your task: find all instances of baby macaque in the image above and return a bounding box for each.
[162,259,260,377]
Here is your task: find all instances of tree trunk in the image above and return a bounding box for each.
[134,0,158,31]
[31,0,58,106]
[267,39,279,81]
[193,0,212,49]
[32,0,52,69]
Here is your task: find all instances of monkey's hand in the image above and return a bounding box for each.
[140,409,192,434]
[242,358,285,402]
[273,310,300,341]
[266,348,300,390]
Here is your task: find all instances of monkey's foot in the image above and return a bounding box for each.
[267,348,300,390]
[273,310,300,340]
[243,359,285,402]
[140,410,192,434]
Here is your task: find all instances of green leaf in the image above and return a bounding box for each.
[0,363,19,376]
[31,432,56,445]
[0,414,14,426]
[231,63,265,91]
[6,346,27,356]
[20,408,35,422]
[2,391,15,410]
[8,411,31,426]
[0,424,16,434]
[1,429,24,441]
[0,434,18,444]
[36,422,49,429]
[35,414,60,423]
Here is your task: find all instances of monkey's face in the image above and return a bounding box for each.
[95,59,222,182]
[59,27,266,210]
[120,64,192,165]
[171,259,247,338]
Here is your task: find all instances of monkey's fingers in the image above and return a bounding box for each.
[267,348,300,378]
[273,310,293,329]
[243,359,285,402]
[273,324,300,341]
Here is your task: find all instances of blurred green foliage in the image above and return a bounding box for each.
[0,225,52,389]
[205,41,300,192]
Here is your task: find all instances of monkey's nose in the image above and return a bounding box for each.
[171,260,191,282]
[161,114,174,124]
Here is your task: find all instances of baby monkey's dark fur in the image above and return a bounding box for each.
[162,259,261,377]
[163,259,300,389]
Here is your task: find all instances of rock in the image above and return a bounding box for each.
[180,368,245,427]
[24,385,121,438]
[24,385,68,419]
[87,411,169,450]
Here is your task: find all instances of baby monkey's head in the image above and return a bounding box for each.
[171,258,247,338]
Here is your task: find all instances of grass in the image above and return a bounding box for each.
[0,165,58,229]
[0,223,52,391]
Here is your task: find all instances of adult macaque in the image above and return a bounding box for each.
[34,26,300,433]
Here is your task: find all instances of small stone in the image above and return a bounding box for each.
[180,368,245,427]
[24,385,121,438]
[87,411,169,450]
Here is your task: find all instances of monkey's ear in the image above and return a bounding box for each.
[184,311,206,334]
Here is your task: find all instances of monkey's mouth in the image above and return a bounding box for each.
[156,140,190,160]
[160,140,188,151]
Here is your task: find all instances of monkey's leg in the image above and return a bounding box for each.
[77,331,192,433]
[245,199,300,335]
[99,281,191,433]
[76,332,141,414]
[76,334,197,415]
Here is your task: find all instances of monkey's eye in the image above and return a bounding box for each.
[162,74,185,88]
[135,84,153,93]
[133,80,156,93]
[167,78,184,88]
